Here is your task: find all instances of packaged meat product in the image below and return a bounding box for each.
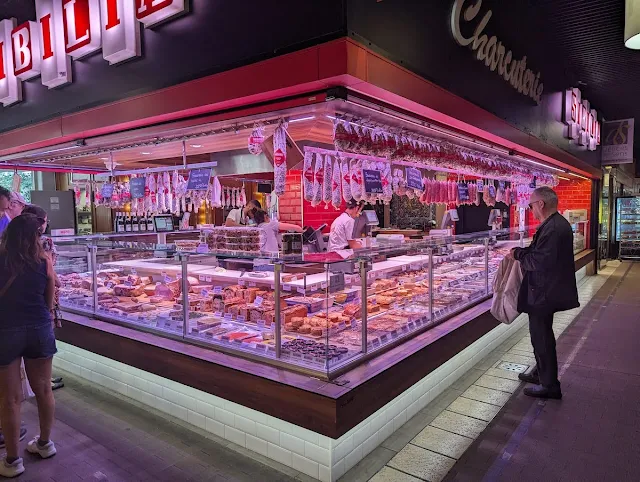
[312,153,324,207]
[322,154,333,208]
[211,176,222,208]
[273,121,288,196]
[341,159,352,202]
[382,163,393,203]
[303,150,314,202]
[248,124,265,155]
[332,158,342,209]
[350,159,363,202]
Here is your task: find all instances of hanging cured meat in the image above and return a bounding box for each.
[332,158,342,210]
[248,124,265,155]
[303,151,314,202]
[341,159,352,202]
[211,177,222,208]
[351,159,363,202]
[157,177,165,213]
[323,154,333,208]
[239,184,247,208]
[311,153,323,207]
[420,178,428,204]
[273,121,288,196]
[172,171,180,213]
[382,163,393,204]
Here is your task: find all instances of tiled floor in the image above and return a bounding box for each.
[11,374,307,481]
[343,262,620,482]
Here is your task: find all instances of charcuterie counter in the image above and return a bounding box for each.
[54,229,520,379]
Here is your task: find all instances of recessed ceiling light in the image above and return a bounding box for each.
[100,157,109,160]
[289,116,316,123]
[141,152,152,155]
[191,144,203,148]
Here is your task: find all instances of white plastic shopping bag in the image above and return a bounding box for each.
[20,359,35,401]
[491,257,523,324]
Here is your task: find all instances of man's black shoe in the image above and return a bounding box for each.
[518,372,540,384]
[523,386,562,399]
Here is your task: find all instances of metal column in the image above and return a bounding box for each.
[274,262,282,358]
[360,259,368,355]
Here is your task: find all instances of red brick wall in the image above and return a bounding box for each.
[525,179,592,248]
[278,171,302,225]
[304,197,344,233]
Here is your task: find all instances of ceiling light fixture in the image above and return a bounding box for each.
[625,0,640,49]
[558,176,571,181]
[141,151,152,155]
[191,144,203,148]
[288,116,316,123]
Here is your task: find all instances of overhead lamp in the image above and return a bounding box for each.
[191,144,203,148]
[288,116,316,123]
[625,0,640,49]
[141,151,152,155]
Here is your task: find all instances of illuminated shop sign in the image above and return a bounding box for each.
[0,0,187,107]
[563,88,601,151]
[450,0,544,105]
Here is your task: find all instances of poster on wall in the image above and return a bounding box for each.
[602,119,634,165]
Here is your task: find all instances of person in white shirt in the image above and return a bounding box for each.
[250,209,303,253]
[328,200,363,251]
[225,199,261,227]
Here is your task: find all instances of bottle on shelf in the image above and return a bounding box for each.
[132,214,139,232]
[147,214,155,232]
[140,214,147,231]
[125,214,132,232]
[116,212,125,233]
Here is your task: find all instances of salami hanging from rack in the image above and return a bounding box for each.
[322,154,333,208]
[311,153,323,207]
[303,150,314,202]
[350,159,363,202]
[211,176,222,208]
[332,158,342,209]
[273,120,288,197]
[382,163,393,204]
[341,159,352,202]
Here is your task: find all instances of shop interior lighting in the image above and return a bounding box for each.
[558,176,571,181]
[190,144,203,148]
[625,0,640,49]
[288,116,316,123]
[140,151,152,155]
[571,173,591,181]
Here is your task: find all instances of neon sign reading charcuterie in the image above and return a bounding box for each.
[450,0,544,105]
[0,0,187,107]
[563,88,600,151]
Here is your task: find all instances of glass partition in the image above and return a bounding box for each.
[54,229,523,379]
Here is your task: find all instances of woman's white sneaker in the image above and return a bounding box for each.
[26,436,56,459]
[0,456,25,478]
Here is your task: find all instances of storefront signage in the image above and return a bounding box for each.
[129,177,146,199]
[0,0,187,107]
[405,167,423,191]
[363,169,383,194]
[186,168,211,191]
[563,88,601,151]
[450,0,544,104]
[601,119,634,165]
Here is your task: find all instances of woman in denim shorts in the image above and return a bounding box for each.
[0,214,58,478]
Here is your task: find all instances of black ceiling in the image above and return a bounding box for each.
[534,0,640,161]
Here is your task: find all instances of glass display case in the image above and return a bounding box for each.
[616,196,640,259]
[54,229,523,379]
[563,209,589,254]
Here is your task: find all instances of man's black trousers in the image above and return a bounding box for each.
[528,312,561,391]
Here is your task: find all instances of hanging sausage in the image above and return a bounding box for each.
[273,121,288,197]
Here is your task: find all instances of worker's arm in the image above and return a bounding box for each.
[347,239,362,249]
[278,222,303,233]
[225,218,239,227]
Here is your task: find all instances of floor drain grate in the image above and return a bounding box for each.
[497,361,529,373]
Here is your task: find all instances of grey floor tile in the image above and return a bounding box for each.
[430,410,488,439]
[484,368,521,381]
[461,385,512,407]
[340,446,396,482]
[369,466,423,482]
[447,397,501,422]
[411,426,473,460]
[475,375,521,393]
[499,353,536,366]
[388,444,456,482]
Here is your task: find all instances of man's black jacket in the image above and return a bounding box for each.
[513,212,579,315]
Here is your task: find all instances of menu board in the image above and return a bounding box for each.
[405,167,423,191]
[130,177,146,199]
[457,183,470,202]
[187,169,212,191]
[363,169,383,194]
[488,185,496,197]
[101,183,114,199]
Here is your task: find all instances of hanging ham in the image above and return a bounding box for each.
[273,121,288,196]
[303,150,314,202]
[341,159,352,202]
[332,158,342,210]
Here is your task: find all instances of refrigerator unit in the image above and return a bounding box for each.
[616,196,640,259]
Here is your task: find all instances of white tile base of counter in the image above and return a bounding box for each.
[54,312,529,482]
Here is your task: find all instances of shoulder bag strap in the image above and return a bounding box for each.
[0,274,17,299]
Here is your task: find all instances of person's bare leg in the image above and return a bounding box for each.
[0,358,23,459]
[24,357,54,442]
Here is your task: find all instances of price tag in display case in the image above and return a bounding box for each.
[213,286,222,294]
[237,315,246,322]
[199,275,206,282]
[248,282,257,288]
[206,276,212,283]
[131,268,137,276]
[164,275,171,283]
[200,289,209,297]
[238,279,246,286]
[257,320,266,328]
[390,329,399,339]
[214,312,223,318]
[380,334,390,344]
[283,284,292,291]
[254,296,264,307]
[297,287,306,295]
[321,282,328,290]
[224,313,233,320]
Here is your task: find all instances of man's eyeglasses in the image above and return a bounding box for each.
[528,200,543,210]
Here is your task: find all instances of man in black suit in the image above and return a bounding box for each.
[509,186,579,399]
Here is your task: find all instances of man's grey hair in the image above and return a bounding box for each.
[532,186,558,209]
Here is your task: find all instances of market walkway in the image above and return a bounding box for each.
[443,261,640,482]
[14,376,301,482]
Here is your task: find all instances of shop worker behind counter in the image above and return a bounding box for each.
[508,186,579,400]
[225,199,261,227]
[328,200,364,252]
